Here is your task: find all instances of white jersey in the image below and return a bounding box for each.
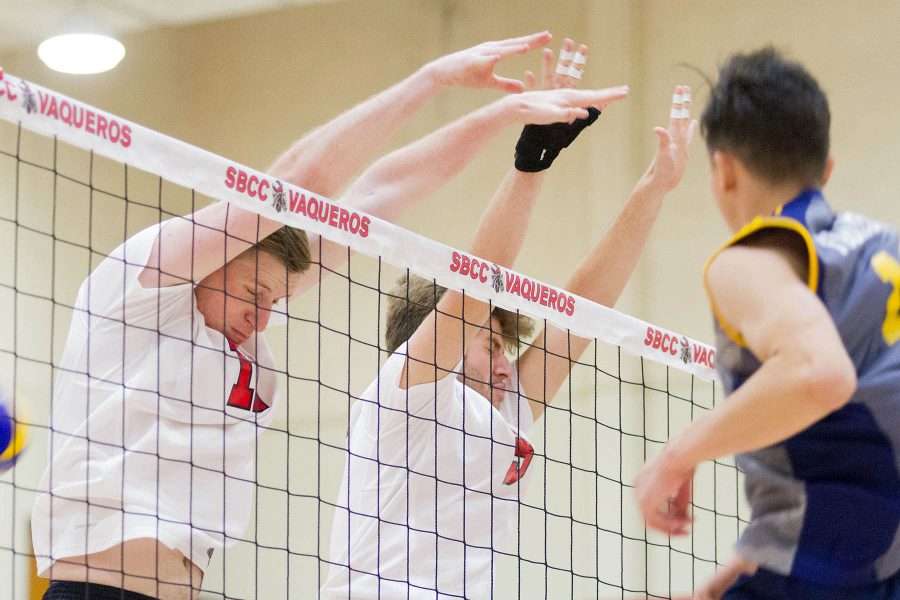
[32,222,280,576]
[322,343,535,600]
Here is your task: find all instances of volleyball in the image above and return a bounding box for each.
[0,387,27,473]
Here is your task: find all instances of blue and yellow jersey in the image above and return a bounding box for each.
[705,189,900,586]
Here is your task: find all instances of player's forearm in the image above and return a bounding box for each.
[519,180,667,415]
[298,102,525,289]
[143,202,284,287]
[664,348,855,470]
[405,159,546,387]
[147,70,444,288]
[568,178,666,307]
[267,67,444,197]
[337,102,514,219]
[470,168,545,263]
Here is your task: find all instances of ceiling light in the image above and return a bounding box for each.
[38,33,125,75]
[38,6,126,76]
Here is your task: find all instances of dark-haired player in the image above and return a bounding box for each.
[635,48,900,599]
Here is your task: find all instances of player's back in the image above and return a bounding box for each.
[713,189,900,585]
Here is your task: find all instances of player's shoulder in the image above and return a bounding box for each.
[708,222,813,295]
[705,224,817,346]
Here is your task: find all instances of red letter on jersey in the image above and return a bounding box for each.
[503,436,535,485]
[227,342,270,413]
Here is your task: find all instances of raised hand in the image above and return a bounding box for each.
[524,37,589,92]
[514,39,602,173]
[642,85,699,193]
[504,86,628,126]
[423,31,552,93]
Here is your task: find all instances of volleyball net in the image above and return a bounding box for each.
[0,71,744,599]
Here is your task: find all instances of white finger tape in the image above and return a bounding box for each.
[670,108,690,119]
[567,64,583,80]
[555,63,569,76]
[682,91,692,103]
[558,49,574,61]
[572,51,587,65]
[672,93,684,104]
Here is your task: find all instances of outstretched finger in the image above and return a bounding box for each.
[540,48,554,91]
[687,119,699,145]
[524,70,537,91]
[566,107,590,122]
[678,85,693,135]
[654,126,671,150]
[481,54,526,93]
[682,85,693,110]
[493,74,527,94]
[553,38,576,88]
[491,42,533,60]
[563,43,588,88]
[576,85,629,109]
[669,85,688,130]
[494,30,552,51]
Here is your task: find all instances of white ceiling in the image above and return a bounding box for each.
[0,0,339,55]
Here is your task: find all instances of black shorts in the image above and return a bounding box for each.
[43,580,157,600]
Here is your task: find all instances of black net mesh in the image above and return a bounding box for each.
[0,114,745,600]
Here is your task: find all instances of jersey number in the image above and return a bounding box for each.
[503,437,534,485]
[872,251,900,346]
[227,342,270,413]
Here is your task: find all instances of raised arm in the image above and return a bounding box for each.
[138,32,552,289]
[268,31,553,194]
[518,86,698,419]
[401,84,629,388]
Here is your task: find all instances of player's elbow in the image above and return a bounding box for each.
[801,352,857,414]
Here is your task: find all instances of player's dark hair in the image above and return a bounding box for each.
[384,274,535,354]
[702,47,830,186]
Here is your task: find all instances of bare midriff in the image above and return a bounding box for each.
[45,538,203,600]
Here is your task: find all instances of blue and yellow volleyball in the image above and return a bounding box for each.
[0,388,27,473]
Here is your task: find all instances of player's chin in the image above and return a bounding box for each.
[226,327,250,345]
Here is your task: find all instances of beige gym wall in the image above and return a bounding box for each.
[5,0,900,342]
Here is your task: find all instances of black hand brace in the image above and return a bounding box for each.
[514,107,601,172]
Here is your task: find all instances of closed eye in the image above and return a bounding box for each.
[244,286,260,302]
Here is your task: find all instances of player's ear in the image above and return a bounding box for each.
[710,150,737,195]
[821,155,835,188]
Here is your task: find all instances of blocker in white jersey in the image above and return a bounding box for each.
[323,342,534,599]
[32,222,281,576]
[319,44,698,595]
